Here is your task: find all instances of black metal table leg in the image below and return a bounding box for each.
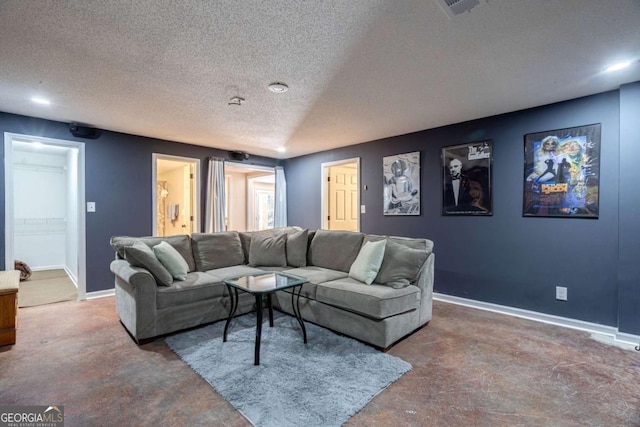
[255,294,263,365]
[291,285,307,343]
[267,294,274,327]
[223,285,239,342]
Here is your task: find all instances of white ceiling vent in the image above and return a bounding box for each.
[436,0,486,19]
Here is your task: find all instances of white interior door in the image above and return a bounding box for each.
[321,158,360,231]
[328,165,358,231]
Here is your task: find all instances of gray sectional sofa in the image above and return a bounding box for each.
[110,227,434,349]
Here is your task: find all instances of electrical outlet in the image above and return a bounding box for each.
[556,286,567,301]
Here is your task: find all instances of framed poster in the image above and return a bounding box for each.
[441,140,492,215]
[383,151,420,215]
[523,123,601,218]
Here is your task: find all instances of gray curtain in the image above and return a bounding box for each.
[274,166,287,227]
[205,157,225,232]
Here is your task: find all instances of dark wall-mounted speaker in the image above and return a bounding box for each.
[230,151,250,161]
[69,122,101,139]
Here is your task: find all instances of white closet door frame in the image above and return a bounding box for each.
[4,132,87,300]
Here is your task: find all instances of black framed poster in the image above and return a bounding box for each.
[441,141,492,216]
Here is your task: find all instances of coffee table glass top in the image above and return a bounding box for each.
[224,272,307,294]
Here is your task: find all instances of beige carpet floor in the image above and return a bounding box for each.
[18,269,77,307]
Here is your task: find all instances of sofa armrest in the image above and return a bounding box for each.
[110,259,158,341]
[413,252,435,325]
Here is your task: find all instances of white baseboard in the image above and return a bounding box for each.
[84,289,115,300]
[64,266,78,287]
[434,293,640,350]
[31,264,66,271]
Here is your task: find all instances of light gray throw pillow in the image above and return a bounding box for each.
[249,232,287,267]
[124,240,173,286]
[349,239,387,285]
[153,241,188,280]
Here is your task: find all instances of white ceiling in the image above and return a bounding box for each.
[1,1,639,159]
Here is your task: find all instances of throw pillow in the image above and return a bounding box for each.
[124,241,173,286]
[348,239,387,285]
[248,232,287,267]
[153,241,189,280]
[375,239,429,288]
[286,228,308,267]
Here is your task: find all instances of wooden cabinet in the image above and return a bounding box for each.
[0,270,20,346]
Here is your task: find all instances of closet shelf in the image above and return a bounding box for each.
[14,218,66,235]
[14,163,66,173]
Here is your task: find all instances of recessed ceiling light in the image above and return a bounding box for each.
[603,61,633,72]
[31,97,50,105]
[268,82,289,93]
[276,147,286,153]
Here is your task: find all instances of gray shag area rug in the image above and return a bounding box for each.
[165,313,411,427]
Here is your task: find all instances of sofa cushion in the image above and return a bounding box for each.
[110,235,197,272]
[315,277,420,319]
[286,228,308,267]
[308,230,364,273]
[241,227,308,268]
[238,231,253,263]
[124,241,173,286]
[349,239,386,285]
[248,232,287,267]
[204,265,266,281]
[191,232,245,271]
[371,239,429,289]
[153,241,189,280]
[282,266,348,299]
[365,234,433,252]
[156,271,226,309]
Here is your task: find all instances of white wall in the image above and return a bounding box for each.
[66,148,79,282]
[13,150,67,269]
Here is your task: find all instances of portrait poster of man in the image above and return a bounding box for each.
[441,141,492,216]
[383,151,420,215]
[523,123,601,218]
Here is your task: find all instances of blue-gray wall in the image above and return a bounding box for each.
[286,85,640,334]
[618,81,640,334]
[2,83,638,334]
[0,113,278,292]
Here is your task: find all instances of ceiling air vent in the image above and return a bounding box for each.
[436,0,486,19]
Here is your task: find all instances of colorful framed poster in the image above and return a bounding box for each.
[441,140,492,216]
[523,123,601,218]
[383,151,420,215]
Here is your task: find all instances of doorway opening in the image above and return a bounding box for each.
[321,158,360,232]
[152,154,200,236]
[4,132,86,302]
[224,163,275,232]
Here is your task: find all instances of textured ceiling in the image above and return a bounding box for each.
[1,0,639,159]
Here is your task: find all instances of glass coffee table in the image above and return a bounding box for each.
[223,272,309,365]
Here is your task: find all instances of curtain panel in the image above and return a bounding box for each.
[205,157,226,232]
[274,166,287,227]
